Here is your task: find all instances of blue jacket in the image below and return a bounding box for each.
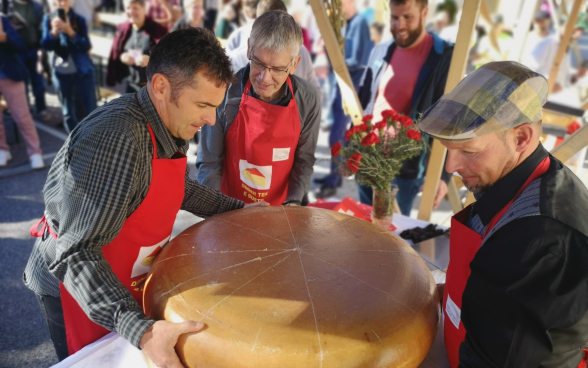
[41,9,94,75]
[0,16,28,82]
[344,14,374,89]
[358,32,453,181]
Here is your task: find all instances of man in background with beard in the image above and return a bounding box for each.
[356,0,453,215]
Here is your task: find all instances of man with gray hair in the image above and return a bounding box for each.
[197,10,321,207]
[227,0,320,90]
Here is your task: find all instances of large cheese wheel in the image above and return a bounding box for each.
[144,206,439,368]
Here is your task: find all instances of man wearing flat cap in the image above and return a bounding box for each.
[418,61,588,368]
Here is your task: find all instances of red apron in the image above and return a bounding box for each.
[31,111,186,355]
[221,77,301,205]
[443,157,550,368]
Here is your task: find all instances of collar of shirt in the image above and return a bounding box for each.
[137,87,187,158]
[474,144,549,226]
[241,64,292,106]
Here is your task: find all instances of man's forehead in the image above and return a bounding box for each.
[251,47,292,66]
[441,135,492,150]
[391,0,422,13]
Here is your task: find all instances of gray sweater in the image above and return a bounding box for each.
[196,66,321,201]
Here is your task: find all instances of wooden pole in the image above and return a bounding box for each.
[507,0,540,62]
[308,0,364,126]
[551,124,588,162]
[417,0,482,222]
[446,179,464,214]
[547,0,583,94]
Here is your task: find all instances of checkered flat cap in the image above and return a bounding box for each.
[417,61,548,141]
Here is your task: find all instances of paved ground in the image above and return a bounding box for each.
[2,85,587,367]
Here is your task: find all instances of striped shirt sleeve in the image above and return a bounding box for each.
[48,128,155,347]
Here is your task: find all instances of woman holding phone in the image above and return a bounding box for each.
[41,0,97,133]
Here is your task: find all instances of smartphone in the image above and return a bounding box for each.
[56,8,66,22]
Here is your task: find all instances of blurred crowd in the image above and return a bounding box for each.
[1,0,587,204]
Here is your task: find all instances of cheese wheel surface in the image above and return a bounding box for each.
[144,206,439,368]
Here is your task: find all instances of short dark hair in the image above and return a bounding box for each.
[257,0,287,16]
[147,28,233,101]
[390,0,428,9]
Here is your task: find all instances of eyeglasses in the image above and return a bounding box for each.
[249,56,294,77]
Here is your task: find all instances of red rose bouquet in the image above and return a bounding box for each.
[332,110,426,227]
[332,110,426,191]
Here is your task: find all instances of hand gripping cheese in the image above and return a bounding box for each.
[144,207,440,368]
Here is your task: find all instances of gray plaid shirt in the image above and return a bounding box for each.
[24,87,244,348]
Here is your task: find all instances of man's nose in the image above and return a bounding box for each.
[444,150,462,175]
[204,110,216,126]
[260,68,273,82]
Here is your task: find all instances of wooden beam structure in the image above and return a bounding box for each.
[417,0,482,222]
[548,0,583,94]
[308,0,364,126]
[551,124,588,162]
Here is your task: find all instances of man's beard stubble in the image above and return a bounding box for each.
[392,15,424,48]
[462,156,517,196]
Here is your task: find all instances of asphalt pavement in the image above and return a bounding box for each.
[0,105,65,367]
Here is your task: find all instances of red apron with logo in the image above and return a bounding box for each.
[31,114,186,355]
[221,77,301,205]
[443,157,550,368]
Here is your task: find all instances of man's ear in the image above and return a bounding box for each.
[289,54,302,75]
[150,73,170,102]
[422,5,429,20]
[513,123,535,152]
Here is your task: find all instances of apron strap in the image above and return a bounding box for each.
[30,215,58,240]
[483,156,551,237]
[134,93,158,160]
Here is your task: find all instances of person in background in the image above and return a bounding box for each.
[41,0,97,133]
[370,22,384,46]
[171,0,214,31]
[359,0,374,24]
[214,3,237,39]
[2,0,48,120]
[106,0,167,93]
[145,0,181,29]
[315,0,373,199]
[356,0,453,215]
[0,15,44,168]
[428,9,448,34]
[71,0,101,30]
[521,8,568,93]
[197,11,321,207]
[227,0,320,92]
[225,0,258,51]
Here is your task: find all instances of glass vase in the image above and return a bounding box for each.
[371,184,399,230]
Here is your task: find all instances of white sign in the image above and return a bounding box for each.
[445,294,461,329]
[272,148,290,162]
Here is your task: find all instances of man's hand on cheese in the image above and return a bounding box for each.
[244,201,270,208]
[140,320,205,368]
